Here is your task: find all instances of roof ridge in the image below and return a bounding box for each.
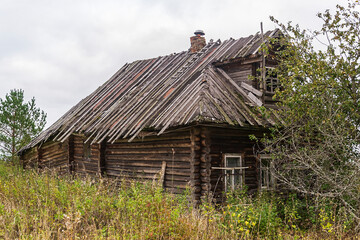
[18,30,281,154]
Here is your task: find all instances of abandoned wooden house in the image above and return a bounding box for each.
[18,29,282,203]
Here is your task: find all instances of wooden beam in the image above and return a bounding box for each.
[68,135,74,174]
[159,161,167,187]
[37,146,42,170]
[99,141,106,176]
[241,82,263,97]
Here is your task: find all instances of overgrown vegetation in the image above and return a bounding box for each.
[0,162,358,239]
[259,0,360,230]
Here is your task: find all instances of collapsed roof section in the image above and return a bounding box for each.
[19,29,281,154]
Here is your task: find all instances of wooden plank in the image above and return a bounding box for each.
[241,82,262,97]
[159,161,166,186]
[99,141,106,176]
[105,148,191,154]
[248,92,263,106]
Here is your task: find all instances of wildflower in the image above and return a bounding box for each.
[239,227,244,231]
[245,221,249,226]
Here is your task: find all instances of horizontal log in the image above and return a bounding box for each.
[106,140,191,149]
[164,175,191,182]
[105,161,190,169]
[113,133,190,143]
[106,154,190,162]
[41,141,62,150]
[164,180,190,189]
[105,168,191,177]
[42,151,67,160]
[41,157,67,165]
[41,146,66,157]
[74,163,98,170]
[105,148,191,155]
[42,161,68,169]
[75,158,98,163]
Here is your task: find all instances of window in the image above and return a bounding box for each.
[265,67,279,93]
[224,154,245,191]
[211,154,248,192]
[259,154,275,190]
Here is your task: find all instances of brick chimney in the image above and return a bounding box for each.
[190,30,206,53]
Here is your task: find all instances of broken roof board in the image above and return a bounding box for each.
[20,29,280,153]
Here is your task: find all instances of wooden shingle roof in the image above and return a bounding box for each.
[20,29,281,153]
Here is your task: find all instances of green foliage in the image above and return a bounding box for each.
[0,89,46,162]
[0,162,205,239]
[218,190,282,238]
[0,162,358,239]
[262,1,360,228]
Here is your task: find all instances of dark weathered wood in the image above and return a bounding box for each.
[20,147,38,168]
[190,127,201,203]
[205,127,260,203]
[99,141,106,176]
[21,122,265,204]
[104,130,192,193]
[37,145,42,169]
[159,161,166,186]
[200,127,211,200]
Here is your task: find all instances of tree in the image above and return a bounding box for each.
[0,89,46,162]
[262,1,360,228]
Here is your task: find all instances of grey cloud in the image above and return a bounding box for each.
[0,0,348,127]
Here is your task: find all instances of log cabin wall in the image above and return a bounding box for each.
[206,127,261,203]
[19,125,264,204]
[37,140,69,173]
[20,147,38,168]
[220,62,259,89]
[72,135,100,176]
[104,130,192,194]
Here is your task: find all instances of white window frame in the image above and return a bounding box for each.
[213,153,247,192]
[259,154,275,190]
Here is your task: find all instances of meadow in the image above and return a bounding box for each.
[0,161,357,239]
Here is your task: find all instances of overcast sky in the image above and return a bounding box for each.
[0,0,347,127]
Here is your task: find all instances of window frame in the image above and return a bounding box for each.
[259,154,275,190]
[265,67,279,93]
[223,153,245,192]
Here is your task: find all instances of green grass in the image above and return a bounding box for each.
[0,162,358,239]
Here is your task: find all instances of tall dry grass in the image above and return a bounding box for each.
[0,162,358,239]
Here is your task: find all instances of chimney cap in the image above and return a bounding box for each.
[194,30,205,36]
